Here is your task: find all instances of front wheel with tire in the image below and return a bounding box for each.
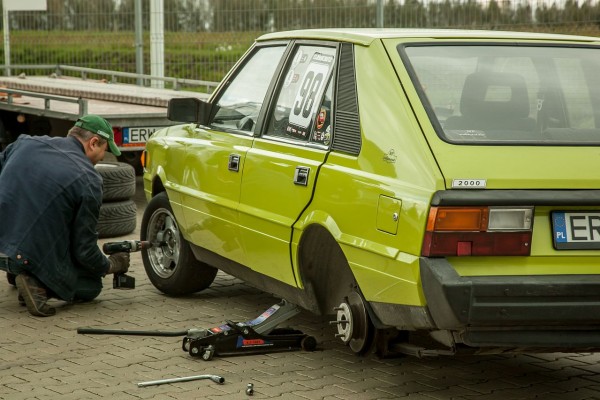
[141,191,217,296]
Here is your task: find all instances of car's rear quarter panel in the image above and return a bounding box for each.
[295,39,444,307]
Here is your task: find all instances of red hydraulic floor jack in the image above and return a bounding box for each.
[78,300,317,361]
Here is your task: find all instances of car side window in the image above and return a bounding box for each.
[265,45,336,144]
[212,45,286,134]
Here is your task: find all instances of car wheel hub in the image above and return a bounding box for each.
[332,291,373,354]
[147,207,180,278]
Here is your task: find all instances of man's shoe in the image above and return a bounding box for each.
[17,294,25,306]
[15,274,56,317]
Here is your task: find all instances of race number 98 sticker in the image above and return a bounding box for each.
[288,52,334,129]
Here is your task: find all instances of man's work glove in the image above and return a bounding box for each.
[107,252,130,275]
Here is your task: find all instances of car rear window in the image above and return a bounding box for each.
[401,44,600,145]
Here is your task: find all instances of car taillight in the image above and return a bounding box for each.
[113,127,123,146]
[422,206,533,256]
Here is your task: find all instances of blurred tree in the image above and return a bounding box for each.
[536,2,562,26]
[400,0,427,27]
[164,0,186,31]
[563,0,580,23]
[514,1,533,25]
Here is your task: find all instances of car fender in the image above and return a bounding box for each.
[292,206,426,307]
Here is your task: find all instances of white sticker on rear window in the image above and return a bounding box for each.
[288,52,334,132]
[452,179,487,189]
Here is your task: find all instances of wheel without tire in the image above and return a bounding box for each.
[95,161,136,202]
[334,290,374,355]
[141,191,217,296]
[97,200,137,238]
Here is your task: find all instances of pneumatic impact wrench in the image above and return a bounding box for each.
[102,240,162,290]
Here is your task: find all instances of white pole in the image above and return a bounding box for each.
[150,0,164,89]
[376,0,384,28]
[3,6,10,76]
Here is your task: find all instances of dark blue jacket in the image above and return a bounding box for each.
[0,135,109,301]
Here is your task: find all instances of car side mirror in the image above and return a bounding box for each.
[167,98,212,125]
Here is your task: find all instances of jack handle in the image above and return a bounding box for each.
[77,327,189,337]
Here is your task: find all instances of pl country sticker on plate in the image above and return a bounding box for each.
[552,211,600,250]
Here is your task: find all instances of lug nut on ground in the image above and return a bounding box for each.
[246,383,254,395]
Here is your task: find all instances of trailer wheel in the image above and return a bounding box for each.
[95,161,136,202]
[97,200,137,238]
[141,191,217,296]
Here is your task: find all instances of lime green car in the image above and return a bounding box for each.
[141,29,600,356]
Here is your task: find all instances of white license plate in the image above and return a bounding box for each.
[122,127,163,145]
[552,211,600,249]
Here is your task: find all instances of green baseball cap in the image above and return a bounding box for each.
[75,115,121,156]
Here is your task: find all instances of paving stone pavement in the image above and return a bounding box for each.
[1,177,600,400]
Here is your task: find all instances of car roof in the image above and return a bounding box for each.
[257,28,600,46]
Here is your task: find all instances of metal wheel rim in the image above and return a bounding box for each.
[346,291,371,354]
[146,206,180,279]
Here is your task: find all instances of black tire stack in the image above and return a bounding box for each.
[95,161,137,238]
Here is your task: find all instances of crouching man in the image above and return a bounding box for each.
[0,115,130,317]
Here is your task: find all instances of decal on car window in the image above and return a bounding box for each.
[287,52,335,139]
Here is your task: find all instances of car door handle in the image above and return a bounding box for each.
[228,154,241,172]
[294,166,310,186]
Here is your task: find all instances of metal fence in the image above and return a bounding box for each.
[1,0,600,88]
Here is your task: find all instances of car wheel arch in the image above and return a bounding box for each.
[150,174,166,197]
[297,224,357,315]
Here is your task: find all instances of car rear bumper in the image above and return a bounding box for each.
[420,257,600,348]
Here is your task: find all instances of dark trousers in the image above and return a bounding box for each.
[1,255,102,302]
